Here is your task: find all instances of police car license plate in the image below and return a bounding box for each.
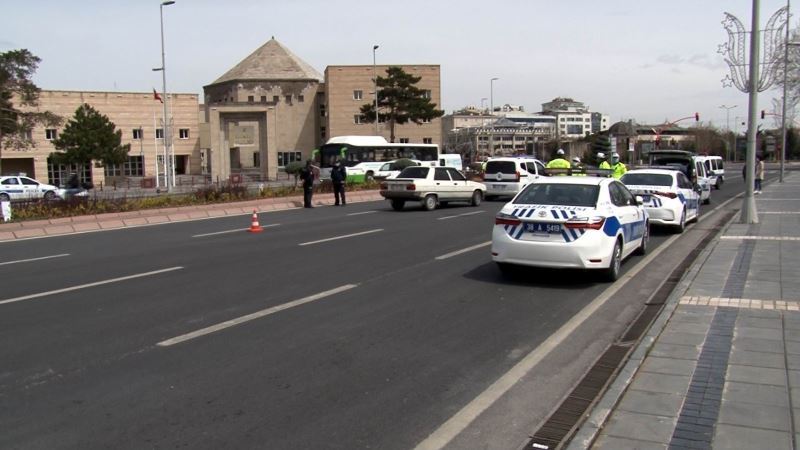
[524,222,561,234]
[492,184,506,190]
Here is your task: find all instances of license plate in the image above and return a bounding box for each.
[390,184,405,191]
[492,184,505,190]
[524,222,562,233]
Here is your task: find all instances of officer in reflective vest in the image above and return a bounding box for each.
[571,156,586,176]
[610,153,627,179]
[597,152,611,170]
[546,149,571,175]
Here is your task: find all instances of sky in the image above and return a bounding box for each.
[1,0,796,129]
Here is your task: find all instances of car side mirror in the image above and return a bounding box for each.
[693,184,702,193]
[635,195,644,206]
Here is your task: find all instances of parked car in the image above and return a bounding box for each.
[374,159,421,180]
[0,176,63,202]
[695,155,725,189]
[647,150,712,204]
[379,166,486,211]
[621,168,700,233]
[491,176,649,281]
[482,157,547,200]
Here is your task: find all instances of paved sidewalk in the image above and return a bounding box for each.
[571,173,800,449]
[0,190,385,242]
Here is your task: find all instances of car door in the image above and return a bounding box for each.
[20,177,42,199]
[609,181,644,256]
[676,172,699,219]
[445,167,471,199]
[1,177,26,200]
[433,167,454,199]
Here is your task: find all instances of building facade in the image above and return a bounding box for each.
[541,97,608,140]
[7,90,200,187]
[324,64,442,146]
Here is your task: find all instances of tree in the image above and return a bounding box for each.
[51,104,130,167]
[359,66,444,143]
[0,49,61,174]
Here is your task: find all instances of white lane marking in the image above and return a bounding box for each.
[414,233,681,450]
[0,253,70,266]
[157,284,358,347]
[0,266,184,306]
[720,236,800,241]
[755,198,800,200]
[761,211,800,214]
[435,242,491,261]
[298,229,383,246]
[192,224,280,238]
[347,210,378,216]
[437,211,485,220]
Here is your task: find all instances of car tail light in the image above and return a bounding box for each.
[564,216,605,230]
[495,212,521,226]
[515,171,521,182]
[406,184,416,191]
[380,183,388,190]
[654,191,677,199]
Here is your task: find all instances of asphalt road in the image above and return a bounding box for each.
[0,173,751,449]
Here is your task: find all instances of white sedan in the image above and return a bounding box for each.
[0,176,63,202]
[491,176,649,281]
[379,166,486,211]
[620,169,700,233]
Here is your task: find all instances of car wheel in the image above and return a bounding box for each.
[715,179,722,190]
[422,194,437,211]
[0,193,9,202]
[675,209,686,234]
[44,191,56,201]
[604,239,622,282]
[702,196,710,205]
[471,190,482,206]
[692,204,701,223]
[635,221,649,256]
[390,199,405,211]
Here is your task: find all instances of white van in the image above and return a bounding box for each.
[482,157,546,200]
[438,154,463,171]
[696,155,725,189]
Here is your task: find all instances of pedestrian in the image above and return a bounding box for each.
[610,153,627,179]
[546,149,571,175]
[300,160,315,208]
[755,155,764,194]
[331,160,347,206]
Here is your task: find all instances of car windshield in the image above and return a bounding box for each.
[515,183,599,207]
[485,161,516,174]
[397,166,429,179]
[620,173,673,186]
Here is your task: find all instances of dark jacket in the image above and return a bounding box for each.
[330,165,346,184]
[300,166,314,188]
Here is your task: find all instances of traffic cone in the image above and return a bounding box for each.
[248,209,264,233]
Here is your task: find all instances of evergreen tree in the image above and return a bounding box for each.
[360,66,444,143]
[51,104,130,166]
[0,49,61,173]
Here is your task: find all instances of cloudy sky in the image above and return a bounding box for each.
[2,0,795,128]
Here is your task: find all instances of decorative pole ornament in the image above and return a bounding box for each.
[719,3,789,224]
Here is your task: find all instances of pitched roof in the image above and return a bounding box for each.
[210,38,322,85]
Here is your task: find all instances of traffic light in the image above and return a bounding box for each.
[761,110,765,119]
[695,112,700,122]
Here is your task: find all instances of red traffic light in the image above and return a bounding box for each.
[695,112,700,122]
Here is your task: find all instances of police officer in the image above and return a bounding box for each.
[546,149,571,174]
[597,152,611,170]
[300,160,315,208]
[610,153,627,179]
[571,156,586,176]
[331,160,347,205]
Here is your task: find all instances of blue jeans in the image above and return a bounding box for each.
[755,178,762,192]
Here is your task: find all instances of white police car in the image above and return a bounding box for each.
[0,176,63,202]
[621,168,700,233]
[491,176,649,281]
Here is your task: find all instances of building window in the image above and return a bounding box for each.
[248,95,254,103]
[104,155,144,177]
[253,152,260,167]
[179,128,190,139]
[45,129,57,140]
[320,104,326,117]
[285,95,292,104]
[277,151,303,167]
[133,128,143,140]
[273,95,279,103]
[353,90,363,100]
[22,129,32,141]
[399,138,410,143]
[421,117,431,123]
[156,128,164,139]
[320,126,326,140]
[261,96,267,103]
[423,90,432,99]
[354,114,365,124]
[298,95,304,103]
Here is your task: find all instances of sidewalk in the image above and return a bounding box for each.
[571,173,800,449]
[0,190,385,242]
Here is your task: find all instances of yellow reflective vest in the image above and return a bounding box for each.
[611,162,627,179]
[599,161,611,170]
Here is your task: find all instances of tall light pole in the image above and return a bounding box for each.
[719,104,737,161]
[489,77,499,114]
[480,98,488,111]
[153,0,175,190]
[373,45,379,136]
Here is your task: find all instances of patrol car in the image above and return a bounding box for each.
[621,168,700,233]
[491,176,649,281]
[0,176,63,202]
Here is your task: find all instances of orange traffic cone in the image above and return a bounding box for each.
[248,209,264,233]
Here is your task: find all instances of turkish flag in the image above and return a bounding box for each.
[153,89,163,103]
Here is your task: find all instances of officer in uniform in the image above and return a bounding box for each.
[597,152,611,170]
[331,160,347,205]
[546,149,571,175]
[610,153,627,179]
[300,160,315,208]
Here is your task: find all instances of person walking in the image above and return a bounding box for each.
[546,149,571,175]
[300,160,315,208]
[331,160,347,206]
[610,153,627,179]
[755,155,764,194]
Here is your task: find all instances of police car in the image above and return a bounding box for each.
[491,176,649,281]
[620,168,700,233]
[0,175,64,202]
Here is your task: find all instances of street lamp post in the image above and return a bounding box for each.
[489,77,499,114]
[719,105,737,161]
[154,0,175,191]
[373,45,379,136]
